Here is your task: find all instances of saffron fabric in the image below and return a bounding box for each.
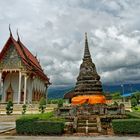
[72,95,106,105]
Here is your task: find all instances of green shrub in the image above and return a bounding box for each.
[133,106,138,111]
[47,99,64,106]
[58,99,63,107]
[16,119,64,135]
[16,112,65,135]
[22,104,27,115]
[112,119,140,134]
[6,100,13,115]
[131,98,137,107]
[126,112,140,119]
[39,97,46,114]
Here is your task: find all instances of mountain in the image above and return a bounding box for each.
[48,83,140,99]
[48,85,74,99]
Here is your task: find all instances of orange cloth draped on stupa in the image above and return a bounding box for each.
[72,95,106,105]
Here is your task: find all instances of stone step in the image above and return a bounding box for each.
[88,127,98,133]
[77,123,97,127]
[78,120,97,124]
[77,120,86,123]
[78,117,97,121]
[77,126,98,133]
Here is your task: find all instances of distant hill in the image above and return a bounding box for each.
[48,85,73,99]
[48,83,140,99]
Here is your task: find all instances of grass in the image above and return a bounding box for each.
[19,112,65,122]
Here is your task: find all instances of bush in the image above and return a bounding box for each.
[131,98,137,107]
[6,100,13,115]
[16,112,65,135]
[47,99,64,107]
[39,97,46,114]
[112,119,140,134]
[16,120,64,135]
[22,104,27,115]
[58,99,63,107]
[133,106,138,110]
[126,112,140,119]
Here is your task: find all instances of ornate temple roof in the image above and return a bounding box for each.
[74,33,102,96]
[0,33,50,83]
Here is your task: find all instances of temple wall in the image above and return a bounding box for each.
[32,77,46,94]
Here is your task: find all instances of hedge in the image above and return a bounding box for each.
[126,112,140,119]
[16,112,65,135]
[112,119,140,134]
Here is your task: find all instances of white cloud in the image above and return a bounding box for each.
[0,0,140,86]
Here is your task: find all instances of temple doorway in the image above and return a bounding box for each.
[6,84,13,102]
[21,91,24,103]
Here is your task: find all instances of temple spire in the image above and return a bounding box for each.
[83,32,91,59]
[74,33,102,96]
[9,24,12,37]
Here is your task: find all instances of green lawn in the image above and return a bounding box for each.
[20,112,64,122]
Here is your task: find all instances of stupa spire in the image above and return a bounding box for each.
[74,33,102,96]
[83,32,91,59]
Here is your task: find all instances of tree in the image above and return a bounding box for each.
[132,92,140,104]
[111,92,121,99]
[39,97,47,113]
[6,100,13,115]
[131,97,137,107]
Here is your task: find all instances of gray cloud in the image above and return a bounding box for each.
[1,0,140,86]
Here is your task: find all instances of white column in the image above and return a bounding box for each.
[18,71,22,104]
[23,75,27,104]
[45,85,48,103]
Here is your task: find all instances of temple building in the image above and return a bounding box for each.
[71,33,106,105]
[0,29,50,104]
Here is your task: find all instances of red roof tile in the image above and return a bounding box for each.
[0,35,50,83]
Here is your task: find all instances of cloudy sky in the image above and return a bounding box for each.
[1,0,140,86]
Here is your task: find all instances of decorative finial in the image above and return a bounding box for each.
[17,29,20,41]
[9,24,12,37]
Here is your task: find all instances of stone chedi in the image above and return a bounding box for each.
[72,33,106,105]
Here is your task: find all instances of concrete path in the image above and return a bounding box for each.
[0,122,15,133]
[0,136,140,140]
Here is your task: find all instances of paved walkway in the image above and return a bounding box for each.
[0,122,15,133]
[0,136,139,140]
